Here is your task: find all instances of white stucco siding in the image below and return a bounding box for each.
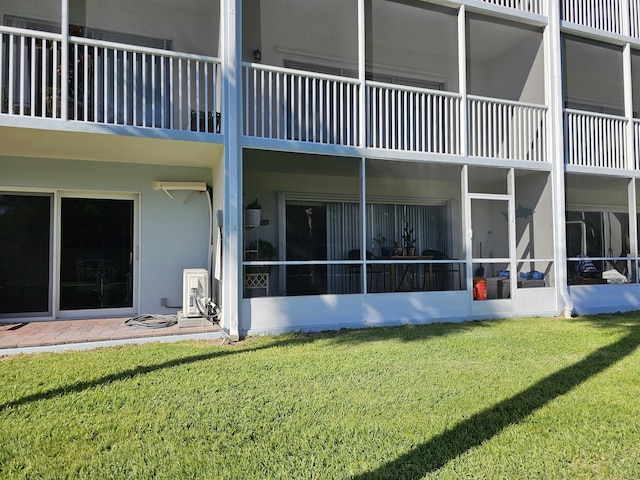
[0,156,212,315]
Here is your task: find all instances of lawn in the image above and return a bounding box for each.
[1,313,640,479]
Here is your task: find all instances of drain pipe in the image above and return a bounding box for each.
[547,0,573,318]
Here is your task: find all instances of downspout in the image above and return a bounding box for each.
[547,0,573,317]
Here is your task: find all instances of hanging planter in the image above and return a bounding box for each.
[245,199,262,227]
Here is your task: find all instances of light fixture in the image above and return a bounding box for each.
[252,49,262,62]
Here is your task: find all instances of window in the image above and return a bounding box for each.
[566,210,630,284]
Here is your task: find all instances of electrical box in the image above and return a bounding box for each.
[182,268,209,318]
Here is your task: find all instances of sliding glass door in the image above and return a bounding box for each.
[0,193,52,316]
[59,197,134,311]
[0,191,136,319]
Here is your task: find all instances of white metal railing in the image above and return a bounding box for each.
[565,109,627,169]
[562,0,623,34]
[634,119,640,169]
[0,26,221,132]
[243,63,360,146]
[631,0,640,37]
[0,26,61,118]
[367,82,462,155]
[480,0,545,16]
[468,96,548,162]
[70,37,220,130]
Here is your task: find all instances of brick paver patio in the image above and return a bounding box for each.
[0,317,222,354]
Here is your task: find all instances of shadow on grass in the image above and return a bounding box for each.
[0,320,484,412]
[351,316,640,479]
[0,338,301,412]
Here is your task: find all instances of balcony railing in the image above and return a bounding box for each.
[242,64,548,163]
[562,0,624,34]
[243,63,360,146]
[1,26,221,132]
[468,95,547,162]
[480,0,545,16]
[633,119,640,169]
[632,0,640,37]
[0,27,60,117]
[565,109,627,169]
[368,82,462,155]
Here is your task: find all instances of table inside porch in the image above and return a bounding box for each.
[378,256,434,292]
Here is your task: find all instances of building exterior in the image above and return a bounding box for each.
[1,0,639,339]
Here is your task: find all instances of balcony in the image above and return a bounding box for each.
[565,109,628,170]
[243,63,548,163]
[562,0,640,38]
[0,26,221,134]
[480,0,546,16]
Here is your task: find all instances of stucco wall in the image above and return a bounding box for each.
[1,156,212,315]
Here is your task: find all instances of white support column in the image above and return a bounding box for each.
[623,43,635,170]
[628,179,638,282]
[507,168,516,298]
[546,0,573,316]
[458,5,468,157]
[61,0,69,120]
[221,0,242,340]
[462,165,472,298]
[358,0,367,149]
[361,157,367,294]
[622,0,631,37]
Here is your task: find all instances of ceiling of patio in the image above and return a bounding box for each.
[0,124,223,168]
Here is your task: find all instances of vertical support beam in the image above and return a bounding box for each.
[360,157,367,294]
[622,0,631,37]
[628,179,638,283]
[458,5,468,157]
[623,43,635,170]
[358,0,367,149]
[358,0,368,294]
[507,168,517,299]
[461,165,472,301]
[221,0,242,340]
[61,0,69,120]
[546,0,573,316]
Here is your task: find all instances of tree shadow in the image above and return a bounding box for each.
[0,319,485,412]
[351,317,640,479]
[0,337,302,413]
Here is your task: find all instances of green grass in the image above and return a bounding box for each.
[1,314,640,479]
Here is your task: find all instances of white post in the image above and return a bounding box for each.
[458,5,468,157]
[623,43,635,170]
[546,0,573,316]
[358,0,366,148]
[628,180,638,283]
[221,0,242,340]
[61,0,69,120]
[361,157,367,294]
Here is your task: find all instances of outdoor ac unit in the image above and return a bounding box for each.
[182,268,209,318]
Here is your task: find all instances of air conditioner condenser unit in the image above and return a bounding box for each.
[177,268,211,327]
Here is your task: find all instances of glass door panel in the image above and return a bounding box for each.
[0,193,52,316]
[60,197,134,310]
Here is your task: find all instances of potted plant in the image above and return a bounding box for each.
[373,233,390,257]
[402,223,416,256]
[245,198,262,227]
